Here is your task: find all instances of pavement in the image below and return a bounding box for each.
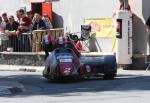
[0,65,44,96]
[0,64,44,72]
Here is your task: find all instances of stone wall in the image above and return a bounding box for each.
[0,52,147,70]
[0,52,45,66]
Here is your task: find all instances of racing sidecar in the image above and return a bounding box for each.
[43,47,117,82]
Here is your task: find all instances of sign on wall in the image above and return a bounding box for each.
[84,18,116,38]
[84,18,116,52]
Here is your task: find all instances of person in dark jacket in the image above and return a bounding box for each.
[4,15,20,52]
[32,13,46,30]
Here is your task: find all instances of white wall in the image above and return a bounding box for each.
[53,0,150,54]
[0,0,31,19]
[53,0,118,33]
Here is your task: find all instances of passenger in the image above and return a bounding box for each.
[42,14,53,29]
[65,40,81,57]
[113,0,131,17]
[32,13,47,30]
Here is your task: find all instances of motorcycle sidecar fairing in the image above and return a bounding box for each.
[80,54,117,79]
[43,47,81,81]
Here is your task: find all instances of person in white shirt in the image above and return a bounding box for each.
[0,16,6,32]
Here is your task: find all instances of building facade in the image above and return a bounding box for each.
[0,0,150,55]
[0,0,150,69]
[52,0,150,55]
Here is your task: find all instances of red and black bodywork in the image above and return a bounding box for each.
[80,55,117,79]
[43,47,117,82]
[43,47,81,81]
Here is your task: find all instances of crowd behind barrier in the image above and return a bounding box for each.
[0,8,64,52]
[0,28,64,52]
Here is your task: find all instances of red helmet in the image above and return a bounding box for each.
[43,34,53,45]
[56,37,67,46]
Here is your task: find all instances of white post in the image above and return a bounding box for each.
[115,10,133,64]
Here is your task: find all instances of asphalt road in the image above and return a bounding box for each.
[0,70,150,103]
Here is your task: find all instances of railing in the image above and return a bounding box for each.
[32,28,64,52]
[0,28,64,52]
[0,33,32,52]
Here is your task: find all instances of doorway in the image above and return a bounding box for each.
[31,2,52,21]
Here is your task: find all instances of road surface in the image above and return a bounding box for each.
[0,69,150,103]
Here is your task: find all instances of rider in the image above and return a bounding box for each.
[56,36,67,47]
[56,36,81,70]
[43,34,55,60]
[56,36,81,57]
[43,36,81,60]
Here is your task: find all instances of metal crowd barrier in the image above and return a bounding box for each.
[32,28,64,52]
[0,28,64,52]
[0,32,32,52]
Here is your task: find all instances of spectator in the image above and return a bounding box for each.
[16,10,20,23]
[0,16,6,32]
[4,15,20,52]
[17,9,32,33]
[5,15,19,35]
[32,13,46,30]
[27,11,33,20]
[42,14,53,29]
[2,12,9,24]
[113,0,131,17]
[16,9,32,52]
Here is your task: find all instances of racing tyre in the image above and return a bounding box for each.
[50,75,59,82]
[103,73,116,80]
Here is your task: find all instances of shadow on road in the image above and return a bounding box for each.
[0,73,150,97]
